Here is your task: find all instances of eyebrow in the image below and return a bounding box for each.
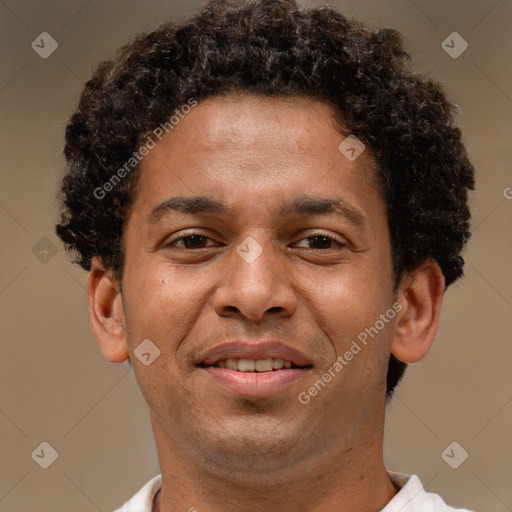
[280,194,366,226]
[148,194,366,227]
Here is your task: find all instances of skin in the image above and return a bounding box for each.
[87,94,445,512]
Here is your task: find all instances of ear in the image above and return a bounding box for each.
[87,257,129,363]
[391,260,445,363]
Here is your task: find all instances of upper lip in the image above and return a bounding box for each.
[197,340,313,367]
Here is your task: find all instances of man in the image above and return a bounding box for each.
[55,0,476,510]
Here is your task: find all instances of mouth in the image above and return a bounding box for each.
[195,341,314,398]
[197,358,312,372]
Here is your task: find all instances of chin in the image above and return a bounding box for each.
[187,419,315,476]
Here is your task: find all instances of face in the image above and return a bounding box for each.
[119,94,398,475]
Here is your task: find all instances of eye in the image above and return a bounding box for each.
[165,231,346,251]
[166,232,218,249]
[293,233,346,250]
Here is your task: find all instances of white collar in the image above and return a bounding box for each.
[115,472,474,511]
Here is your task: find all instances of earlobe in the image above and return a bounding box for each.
[87,257,129,363]
[390,261,445,364]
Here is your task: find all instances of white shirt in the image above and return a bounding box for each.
[113,471,474,511]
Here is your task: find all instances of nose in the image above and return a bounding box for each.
[212,236,298,323]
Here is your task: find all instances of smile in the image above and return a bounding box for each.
[197,361,312,398]
[200,358,309,372]
[195,340,314,397]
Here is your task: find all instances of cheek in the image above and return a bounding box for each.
[307,268,395,411]
[304,260,392,338]
[121,263,203,412]
[122,259,210,350]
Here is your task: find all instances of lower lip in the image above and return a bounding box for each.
[199,367,310,398]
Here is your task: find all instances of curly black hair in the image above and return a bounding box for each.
[55,0,475,401]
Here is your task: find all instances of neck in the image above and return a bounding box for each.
[151,410,397,512]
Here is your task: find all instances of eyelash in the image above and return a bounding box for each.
[166,231,347,250]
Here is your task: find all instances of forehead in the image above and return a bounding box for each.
[184,94,342,149]
[164,94,372,161]
[130,94,382,224]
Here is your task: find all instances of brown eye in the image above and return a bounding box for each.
[180,235,208,249]
[307,235,335,249]
[168,233,215,249]
[294,233,346,250]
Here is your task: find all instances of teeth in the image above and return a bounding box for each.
[225,358,238,370]
[213,358,293,372]
[255,359,273,372]
[238,359,255,372]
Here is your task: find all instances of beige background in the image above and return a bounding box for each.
[1,0,511,510]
